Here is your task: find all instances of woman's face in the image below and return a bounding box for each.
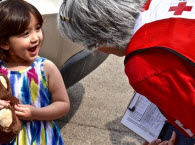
[97,46,126,57]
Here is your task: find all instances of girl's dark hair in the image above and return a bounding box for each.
[0,0,43,61]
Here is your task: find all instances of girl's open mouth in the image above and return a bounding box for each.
[28,46,37,52]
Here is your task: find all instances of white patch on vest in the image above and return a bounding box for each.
[175,120,194,137]
[134,0,195,33]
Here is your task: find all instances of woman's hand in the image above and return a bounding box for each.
[143,131,176,145]
[15,104,37,120]
[143,139,161,145]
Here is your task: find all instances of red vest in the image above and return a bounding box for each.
[125,0,195,137]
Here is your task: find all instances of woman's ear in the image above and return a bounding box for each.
[0,42,9,50]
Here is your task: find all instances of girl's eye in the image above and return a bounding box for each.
[36,25,41,31]
[23,31,29,36]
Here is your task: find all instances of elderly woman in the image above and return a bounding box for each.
[58,0,195,145]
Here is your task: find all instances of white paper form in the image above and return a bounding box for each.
[121,93,167,142]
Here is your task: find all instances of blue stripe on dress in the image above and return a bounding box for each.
[9,74,17,97]
[21,76,31,104]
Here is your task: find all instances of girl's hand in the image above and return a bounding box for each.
[143,131,176,145]
[14,104,37,120]
[0,100,10,109]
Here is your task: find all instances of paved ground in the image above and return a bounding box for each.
[56,55,145,145]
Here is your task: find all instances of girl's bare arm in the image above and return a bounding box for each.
[15,60,70,121]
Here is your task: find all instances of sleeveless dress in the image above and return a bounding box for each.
[0,57,65,145]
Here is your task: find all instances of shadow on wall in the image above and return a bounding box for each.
[56,82,84,129]
[105,116,143,145]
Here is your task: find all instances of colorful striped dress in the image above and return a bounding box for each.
[0,57,65,145]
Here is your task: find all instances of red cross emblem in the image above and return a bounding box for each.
[169,2,193,15]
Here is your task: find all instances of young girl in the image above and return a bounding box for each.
[0,0,70,144]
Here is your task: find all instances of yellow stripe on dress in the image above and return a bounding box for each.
[40,127,46,145]
[41,73,47,89]
[19,126,28,145]
[30,79,39,103]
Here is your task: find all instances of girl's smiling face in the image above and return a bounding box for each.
[2,14,43,65]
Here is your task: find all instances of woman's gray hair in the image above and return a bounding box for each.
[58,0,145,51]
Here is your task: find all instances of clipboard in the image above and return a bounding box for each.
[121,92,167,142]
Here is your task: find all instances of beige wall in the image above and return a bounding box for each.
[26,0,85,68]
